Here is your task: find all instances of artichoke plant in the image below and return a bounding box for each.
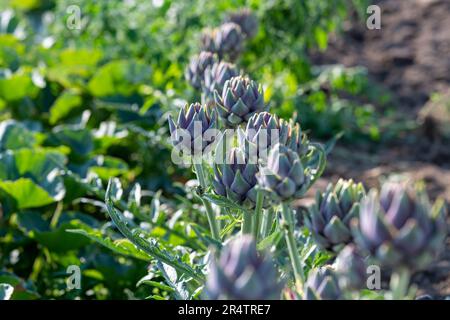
[168,103,218,155]
[205,235,282,300]
[201,28,218,53]
[214,22,244,60]
[238,112,308,163]
[334,244,367,291]
[352,180,448,271]
[212,147,259,208]
[258,144,309,201]
[185,51,217,90]
[305,179,365,253]
[214,75,266,128]
[225,8,258,39]
[303,266,342,300]
[202,61,239,105]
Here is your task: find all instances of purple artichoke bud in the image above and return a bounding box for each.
[205,235,283,300]
[303,266,342,300]
[258,144,309,201]
[203,61,240,105]
[214,75,266,128]
[238,112,309,163]
[212,147,259,208]
[168,103,218,155]
[335,244,367,291]
[214,22,244,61]
[305,179,365,253]
[225,8,259,39]
[185,51,217,90]
[201,28,218,53]
[352,180,448,271]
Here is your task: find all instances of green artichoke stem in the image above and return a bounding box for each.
[281,202,305,285]
[194,163,221,240]
[390,267,411,300]
[252,190,264,240]
[261,208,275,238]
[242,210,253,235]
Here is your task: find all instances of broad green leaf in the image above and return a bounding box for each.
[50,126,93,156]
[0,120,36,151]
[0,71,38,101]
[0,178,56,209]
[49,91,83,125]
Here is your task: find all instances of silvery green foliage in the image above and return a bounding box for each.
[238,112,308,163]
[305,179,365,253]
[303,266,342,300]
[214,22,244,61]
[202,61,239,104]
[225,8,259,39]
[258,144,309,201]
[352,180,448,271]
[205,235,282,300]
[334,244,367,291]
[212,147,259,208]
[168,103,217,154]
[214,75,265,128]
[185,51,217,89]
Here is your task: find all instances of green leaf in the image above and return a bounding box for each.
[257,230,283,251]
[0,72,38,101]
[49,91,83,125]
[202,193,251,214]
[0,120,36,151]
[0,178,56,209]
[51,126,93,156]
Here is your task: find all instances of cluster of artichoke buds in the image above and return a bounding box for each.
[305,179,366,253]
[185,51,217,90]
[224,8,259,39]
[212,147,259,209]
[303,266,342,300]
[202,61,240,105]
[258,144,310,201]
[352,180,448,271]
[238,112,308,164]
[205,235,283,300]
[334,244,368,291]
[214,75,266,128]
[168,103,217,156]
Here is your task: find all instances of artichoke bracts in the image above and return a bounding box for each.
[334,244,367,291]
[305,179,365,253]
[205,235,282,300]
[212,147,259,209]
[238,112,308,163]
[352,181,447,271]
[185,51,217,90]
[201,28,218,53]
[225,8,258,39]
[203,61,239,105]
[200,23,244,61]
[168,103,218,156]
[214,75,266,128]
[303,266,342,300]
[258,144,309,201]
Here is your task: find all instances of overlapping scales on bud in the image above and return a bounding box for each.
[185,51,217,90]
[305,179,365,253]
[225,8,258,39]
[212,147,259,208]
[168,103,217,155]
[203,61,239,104]
[258,144,309,201]
[238,112,308,163]
[334,244,367,291]
[352,180,447,271]
[200,28,218,53]
[303,266,342,300]
[205,235,283,300]
[214,75,265,128]
[214,22,244,61]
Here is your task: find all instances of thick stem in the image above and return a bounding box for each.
[391,267,411,300]
[281,202,305,285]
[242,210,253,235]
[193,163,221,241]
[252,190,264,240]
[262,208,275,238]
